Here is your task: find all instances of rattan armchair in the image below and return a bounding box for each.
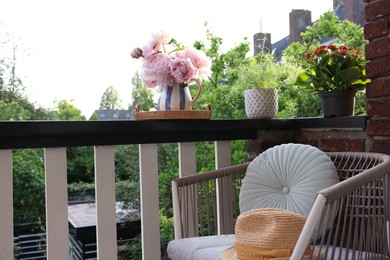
[168,152,390,260]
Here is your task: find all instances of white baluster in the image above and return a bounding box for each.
[45,147,69,259]
[215,141,232,234]
[179,142,196,177]
[178,142,198,237]
[95,145,117,260]
[215,140,231,169]
[0,150,13,260]
[139,144,161,260]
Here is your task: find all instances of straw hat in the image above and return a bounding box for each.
[220,208,319,260]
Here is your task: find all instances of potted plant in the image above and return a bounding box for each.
[235,53,280,119]
[296,44,370,117]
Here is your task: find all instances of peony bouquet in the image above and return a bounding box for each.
[131,31,212,89]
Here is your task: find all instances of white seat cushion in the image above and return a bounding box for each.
[240,143,339,216]
[167,234,234,260]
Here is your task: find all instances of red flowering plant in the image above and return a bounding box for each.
[296,44,370,92]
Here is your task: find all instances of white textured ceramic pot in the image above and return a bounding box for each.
[244,88,278,119]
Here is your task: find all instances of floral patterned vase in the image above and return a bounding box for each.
[157,79,202,111]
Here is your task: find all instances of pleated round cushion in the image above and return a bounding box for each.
[240,143,339,217]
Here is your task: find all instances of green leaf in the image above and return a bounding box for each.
[338,66,361,84]
[295,72,310,85]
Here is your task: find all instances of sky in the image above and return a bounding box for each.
[0,0,333,118]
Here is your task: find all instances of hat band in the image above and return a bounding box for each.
[235,243,312,259]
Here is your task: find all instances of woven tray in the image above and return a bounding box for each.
[135,104,212,120]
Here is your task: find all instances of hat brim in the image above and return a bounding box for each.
[220,246,323,260]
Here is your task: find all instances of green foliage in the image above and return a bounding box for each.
[115,180,140,211]
[160,213,174,258]
[283,10,367,63]
[195,142,215,172]
[13,149,45,224]
[278,88,322,118]
[130,71,157,111]
[194,23,250,89]
[158,143,179,174]
[195,140,248,173]
[0,29,25,102]
[0,100,29,120]
[282,10,368,117]
[67,146,94,183]
[233,53,281,89]
[196,83,246,118]
[67,181,95,194]
[115,145,139,181]
[55,99,86,120]
[278,56,322,118]
[119,237,142,260]
[301,11,366,50]
[89,112,99,120]
[158,171,176,217]
[354,91,367,116]
[231,140,249,165]
[99,86,123,110]
[282,42,309,66]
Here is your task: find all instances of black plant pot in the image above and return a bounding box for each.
[319,90,357,117]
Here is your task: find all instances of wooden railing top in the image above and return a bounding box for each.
[0,116,366,149]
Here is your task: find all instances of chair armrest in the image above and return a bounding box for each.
[293,152,390,259]
[172,163,249,239]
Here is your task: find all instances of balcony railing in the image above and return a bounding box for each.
[0,116,365,260]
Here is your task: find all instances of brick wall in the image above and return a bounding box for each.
[248,128,367,159]
[364,0,390,154]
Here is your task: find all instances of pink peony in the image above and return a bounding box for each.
[177,49,212,79]
[141,42,156,60]
[150,30,171,52]
[141,53,174,88]
[141,31,171,60]
[169,58,196,84]
[131,31,211,89]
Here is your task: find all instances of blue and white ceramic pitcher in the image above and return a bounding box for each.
[157,79,202,111]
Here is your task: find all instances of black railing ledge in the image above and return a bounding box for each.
[0,116,365,149]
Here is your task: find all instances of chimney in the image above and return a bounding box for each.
[342,0,364,26]
[253,33,272,56]
[333,0,342,9]
[289,9,312,44]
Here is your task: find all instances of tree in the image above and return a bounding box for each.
[55,99,86,120]
[0,25,25,102]
[130,71,156,111]
[193,22,250,89]
[283,10,367,64]
[0,100,29,120]
[13,149,46,224]
[99,85,122,110]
